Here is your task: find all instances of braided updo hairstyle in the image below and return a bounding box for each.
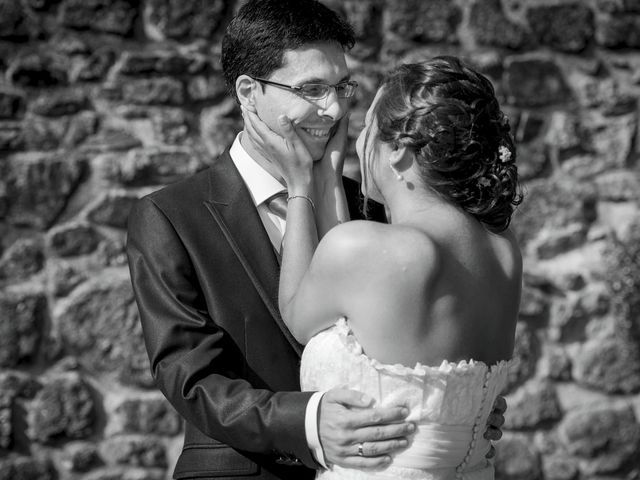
[372,56,522,233]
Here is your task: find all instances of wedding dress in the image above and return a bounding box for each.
[300,318,511,480]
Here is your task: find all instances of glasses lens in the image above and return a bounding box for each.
[300,84,330,99]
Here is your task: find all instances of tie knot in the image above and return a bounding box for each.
[266,191,288,220]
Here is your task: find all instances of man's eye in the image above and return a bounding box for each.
[301,84,327,97]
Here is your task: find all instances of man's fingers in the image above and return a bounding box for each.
[484,426,503,441]
[492,395,507,414]
[487,412,505,429]
[355,439,408,457]
[355,422,415,443]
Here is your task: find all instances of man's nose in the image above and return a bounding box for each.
[317,88,346,121]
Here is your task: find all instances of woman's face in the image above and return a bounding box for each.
[356,88,385,203]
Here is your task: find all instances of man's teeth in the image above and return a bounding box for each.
[302,128,330,138]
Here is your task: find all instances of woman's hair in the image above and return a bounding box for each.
[221,0,355,103]
[370,56,523,233]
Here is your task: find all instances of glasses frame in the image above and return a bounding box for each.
[251,77,358,100]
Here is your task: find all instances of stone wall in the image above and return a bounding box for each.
[1,0,639,478]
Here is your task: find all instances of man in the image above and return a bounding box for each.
[126,1,504,479]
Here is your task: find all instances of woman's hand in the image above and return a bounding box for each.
[313,114,350,231]
[242,107,313,195]
[314,113,349,185]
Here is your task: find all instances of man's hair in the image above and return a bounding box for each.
[221,0,355,102]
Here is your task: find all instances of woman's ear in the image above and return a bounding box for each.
[236,75,258,113]
[389,145,412,173]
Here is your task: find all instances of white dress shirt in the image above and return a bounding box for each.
[229,133,327,468]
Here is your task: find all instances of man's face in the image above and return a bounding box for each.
[252,41,350,163]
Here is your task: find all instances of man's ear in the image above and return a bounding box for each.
[389,145,412,173]
[236,74,259,113]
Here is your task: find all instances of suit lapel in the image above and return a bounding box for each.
[204,150,303,357]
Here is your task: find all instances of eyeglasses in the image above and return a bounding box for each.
[252,77,358,100]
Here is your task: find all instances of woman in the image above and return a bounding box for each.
[244,56,523,480]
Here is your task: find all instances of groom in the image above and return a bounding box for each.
[127,1,505,479]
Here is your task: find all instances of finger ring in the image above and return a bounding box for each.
[357,442,364,457]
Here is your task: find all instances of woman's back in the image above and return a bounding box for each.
[323,210,521,369]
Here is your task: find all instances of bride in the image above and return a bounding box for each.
[244,56,523,480]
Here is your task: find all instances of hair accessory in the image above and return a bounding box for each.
[498,145,511,163]
[287,194,316,213]
[389,163,404,181]
[478,177,491,188]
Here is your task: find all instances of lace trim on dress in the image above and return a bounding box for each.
[333,317,513,378]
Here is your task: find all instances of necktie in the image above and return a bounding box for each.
[265,191,287,259]
[266,191,288,220]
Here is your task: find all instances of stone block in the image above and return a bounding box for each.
[22,112,70,150]
[516,144,549,181]
[539,345,572,381]
[48,259,88,297]
[573,334,640,394]
[0,455,55,480]
[112,396,181,436]
[505,379,563,430]
[115,50,208,76]
[506,322,539,392]
[29,90,90,117]
[47,221,102,258]
[121,77,185,106]
[504,56,571,107]
[597,0,640,13]
[0,1,32,40]
[527,4,594,53]
[54,268,153,387]
[541,455,579,480]
[187,74,227,102]
[85,191,139,229]
[143,0,228,41]
[82,128,142,153]
[469,0,531,50]
[511,178,598,249]
[0,121,24,152]
[150,108,190,144]
[100,435,167,468]
[596,13,640,48]
[61,441,101,472]
[75,48,117,82]
[0,290,46,368]
[558,405,640,474]
[0,237,44,281]
[533,224,588,260]
[7,53,68,88]
[0,88,25,119]
[96,147,205,187]
[494,433,542,480]
[59,0,137,36]
[26,373,95,442]
[385,0,462,43]
[2,153,87,229]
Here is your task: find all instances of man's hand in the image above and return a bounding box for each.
[318,388,414,469]
[484,395,507,459]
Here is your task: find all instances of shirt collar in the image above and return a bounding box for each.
[229,133,286,207]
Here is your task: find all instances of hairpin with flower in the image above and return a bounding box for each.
[498,145,512,163]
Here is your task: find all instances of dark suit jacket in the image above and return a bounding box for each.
[126,149,383,479]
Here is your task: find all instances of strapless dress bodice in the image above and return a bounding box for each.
[300,318,511,480]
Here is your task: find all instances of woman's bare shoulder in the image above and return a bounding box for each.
[316,221,441,278]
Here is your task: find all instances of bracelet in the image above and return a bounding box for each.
[287,194,316,212]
